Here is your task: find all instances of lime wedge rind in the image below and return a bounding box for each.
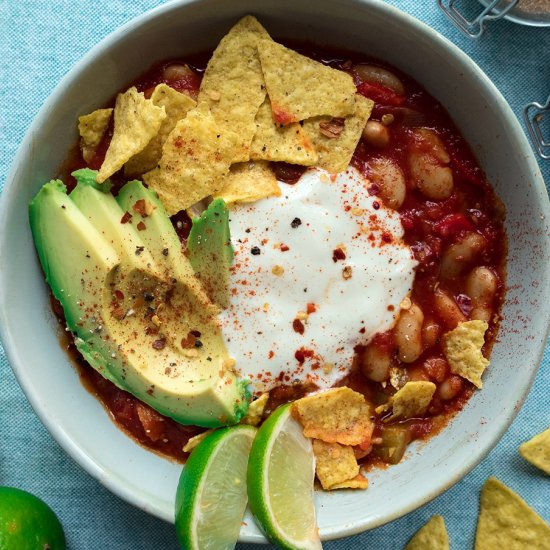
[176,425,256,550]
[247,404,322,550]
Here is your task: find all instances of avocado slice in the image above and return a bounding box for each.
[29,177,248,427]
[187,199,234,308]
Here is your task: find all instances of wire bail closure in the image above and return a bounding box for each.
[524,96,550,160]
[437,0,519,38]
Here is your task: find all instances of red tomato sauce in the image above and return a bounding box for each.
[56,42,506,466]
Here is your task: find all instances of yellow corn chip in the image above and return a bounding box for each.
[302,95,374,173]
[182,430,213,453]
[330,473,369,490]
[519,427,550,475]
[214,161,280,204]
[257,38,356,125]
[475,477,550,549]
[443,320,489,388]
[249,99,318,165]
[312,440,360,490]
[97,87,166,183]
[405,516,449,550]
[78,108,113,164]
[292,387,373,446]
[376,381,436,421]
[124,84,196,176]
[198,16,270,163]
[240,393,269,426]
[143,102,239,215]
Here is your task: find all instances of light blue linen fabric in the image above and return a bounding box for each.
[0,1,548,548]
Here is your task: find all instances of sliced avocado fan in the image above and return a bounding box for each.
[29,169,248,427]
[187,199,234,309]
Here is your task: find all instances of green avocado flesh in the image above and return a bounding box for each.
[29,170,248,427]
[187,199,233,309]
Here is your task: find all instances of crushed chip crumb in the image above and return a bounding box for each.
[376,381,436,421]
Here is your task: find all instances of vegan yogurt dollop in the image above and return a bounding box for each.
[221,166,418,393]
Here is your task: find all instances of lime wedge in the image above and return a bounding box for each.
[175,425,256,550]
[247,404,322,549]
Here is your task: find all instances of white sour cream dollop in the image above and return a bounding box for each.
[220,166,417,394]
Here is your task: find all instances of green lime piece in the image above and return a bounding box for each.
[247,404,322,549]
[175,425,257,549]
[0,486,66,550]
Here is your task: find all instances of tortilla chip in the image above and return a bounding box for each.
[97,87,166,183]
[241,393,269,426]
[257,38,356,126]
[213,161,280,204]
[302,95,374,173]
[312,440,360,490]
[143,102,239,215]
[124,84,196,176]
[405,516,449,550]
[443,320,489,388]
[182,430,212,453]
[330,473,369,490]
[198,16,269,163]
[292,387,373,446]
[519,427,550,475]
[376,381,436,421]
[249,99,318,165]
[475,477,550,549]
[78,108,113,164]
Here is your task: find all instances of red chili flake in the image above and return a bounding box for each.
[191,330,201,337]
[293,319,305,335]
[373,201,380,210]
[319,118,345,138]
[268,350,274,359]
[332,247,346,262]
[295,347,314,364]
[306,303,317,314]
[181,333,195,349]
[388,305,395,311]
[114,290,124,301]
[311,362,320,371]
[280,244,290,252]
[137,221,147,231]
[120,211,132,224]
[152,338,166,350]
[133,199,147,216]
[359,327,366,334]
[381,232,393,243]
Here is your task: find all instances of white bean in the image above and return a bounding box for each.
[422,318,442,350]
[361,344,392,382]
[363,120,390,148]
[433,288,466,329]
[437,375,463,401]
[409,129,453,200]
[409,153,454,200]
[466,266,498,322]
[394,303,424,363]
[353,64,405,95]
[441,232,486,279]
[369,157,406,209]
[415,129,450,164]
[163,63,194,81]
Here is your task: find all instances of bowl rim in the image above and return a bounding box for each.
[1,0,549,543]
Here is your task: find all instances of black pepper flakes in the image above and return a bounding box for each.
[194,339,203,348]
[135,246,145,255]
[162,248,169,256]
[251,246,261,255]
[291,217,302,228]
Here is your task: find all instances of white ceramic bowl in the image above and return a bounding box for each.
[1,0,549,543]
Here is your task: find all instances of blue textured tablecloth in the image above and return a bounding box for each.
[1,1,549,548]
